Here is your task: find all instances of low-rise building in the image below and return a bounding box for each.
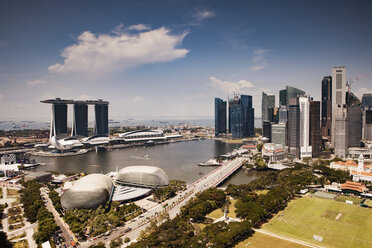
[330,155,372,183]
[340,181,368,195]
[262,143,286,162]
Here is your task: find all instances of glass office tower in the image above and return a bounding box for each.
[214,98,227,136]
[229,95,254,138]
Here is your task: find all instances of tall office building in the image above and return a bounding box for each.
[95,104,109,136]
[310,101,321,157]
[286,86,305,106]
[271,123,286,146]
[278,106,288,123]
[262,92,275,124]
[331,66,346,147]
[347,104,362,147]
[321,76,332,142]
[334,106,348,157]
[362,94,372,141]
[50,103,68,139]
[229,94,254,138]
[268,107,279,123]
[287,98,300,158]
[299,96,312,158]
[279,89,287,107]
[72,104,88,137]
[263,121,272,142]
[215,98,227,136]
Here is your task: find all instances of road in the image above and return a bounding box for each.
[81,157,245,247]
[40,188,77,247]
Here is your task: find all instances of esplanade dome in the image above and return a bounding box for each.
[61,173,113,210]
[115,166,169,188]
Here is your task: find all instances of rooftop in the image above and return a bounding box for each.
[41,98,109,105]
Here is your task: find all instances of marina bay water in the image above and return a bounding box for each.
[31,139,269,185]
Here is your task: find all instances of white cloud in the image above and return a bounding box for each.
[250,48,269,71]
[127,24,150,31]
[27,79,47,87]
[0,94,3,100]
[356,87,372,99]
[78,94,91,100]
[208,76,254,95]
[208,76,270,117]
[193,10,215,21]
[48,26,189,76]
[133,96,144,103]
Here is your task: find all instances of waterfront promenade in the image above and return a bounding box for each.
[80,156,246,247]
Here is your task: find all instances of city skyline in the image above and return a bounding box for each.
[1,0,372,120]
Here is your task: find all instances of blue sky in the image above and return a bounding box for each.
[1,0,371,120]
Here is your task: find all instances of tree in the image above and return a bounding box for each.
[256,143,263,152]
[0,231,12,248]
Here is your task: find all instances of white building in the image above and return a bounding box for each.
[262,143,286,162]
[330,155,372,183]
[299,96,312,158]
[331,66,346,147]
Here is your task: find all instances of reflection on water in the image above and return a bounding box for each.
[31,140,268,185]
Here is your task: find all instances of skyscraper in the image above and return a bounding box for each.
[347,104,362,147]
[262,92,275,124]
[51,103,68,138]
[278,106,288,123]
[334,106,348,157]
[287,98,300,158]
[215,98,227,136]
[321,76,332,142]
[299,96,312,158]
[229,94,255,138]
[279,89,287,107]
[331,66,346,147]
[268,107,279,123]
[362,93,372,141]
[72,104,88,137]
[263,121,272,142]
[95,103,109,136]
[310,101,321,157]
[286,86,305,106]
[271,123,286,146]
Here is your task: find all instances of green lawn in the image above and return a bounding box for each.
[206,198,238,219]
[255,190,269,195]
[335,195,362,205]
[235,232,308,248]
[262,196,372,248]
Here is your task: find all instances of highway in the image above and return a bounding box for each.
[80,156,245,247]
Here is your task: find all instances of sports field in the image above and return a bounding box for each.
[235,232,309,248]
[262,196,372,248]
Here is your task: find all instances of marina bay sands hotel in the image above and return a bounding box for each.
[41,98,109,138]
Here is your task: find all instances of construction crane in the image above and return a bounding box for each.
[346,76,359,92]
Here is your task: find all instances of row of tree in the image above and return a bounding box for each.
[20,180,57,244]
[64,201,141,239]
[152,180,186,202]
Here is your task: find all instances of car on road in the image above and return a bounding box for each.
[124,227,132,233]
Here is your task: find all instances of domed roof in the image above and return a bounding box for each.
[61,173,113,210]
[116,166,169,188]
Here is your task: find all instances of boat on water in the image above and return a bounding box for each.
[197,159,222,167]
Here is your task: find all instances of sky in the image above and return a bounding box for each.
[1,0,372,121]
